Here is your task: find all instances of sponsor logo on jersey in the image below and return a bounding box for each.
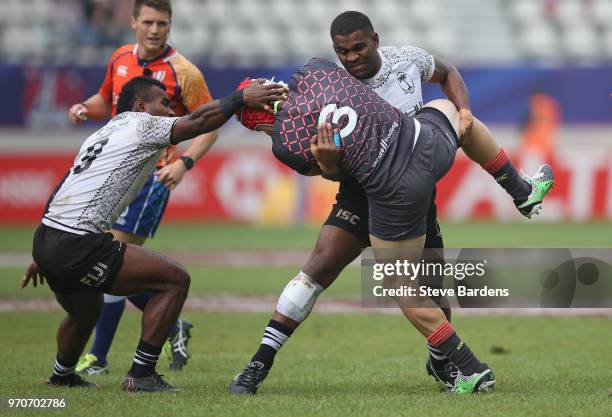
[372,121,399,168]
[336,209,360,225]
[152,70,166,82]
[397,72,415,94]
[117,65,128,77]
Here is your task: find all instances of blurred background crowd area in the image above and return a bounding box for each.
[0,0,610,226]
[1,0,612,66]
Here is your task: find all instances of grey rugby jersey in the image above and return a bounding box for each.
[43,112,177,234]
[272,58,419,187]
[363,46,435,116]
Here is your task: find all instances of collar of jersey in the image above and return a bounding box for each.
[135,45,174,66]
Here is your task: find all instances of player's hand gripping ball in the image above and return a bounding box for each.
[236,78,286,131]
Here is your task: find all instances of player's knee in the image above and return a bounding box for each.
[177,268,191,293]
[424,99,460,136]
[424,99,455,114]
[276,271,324,322]
[167,266,190,297]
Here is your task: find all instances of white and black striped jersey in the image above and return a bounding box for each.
[42,112,177,235]
[363,46,435,116]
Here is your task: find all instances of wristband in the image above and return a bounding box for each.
[219,90,244,118]
[180,155,194,170]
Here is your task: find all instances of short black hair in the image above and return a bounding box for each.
[133,0,172,19]
[116,76,167,114]
[330,11,374,38]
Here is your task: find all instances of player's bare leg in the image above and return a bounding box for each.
[434,101,554,218]
[111,229,193,371]
[459,117,501,164]
[107,244,190,392]
[79,228,193,376]
[76,229,148,375]
[369,233,496,394]
[46,292,104,388]
[77,230,144,375]
[112,228,194,370]
[55,293,104,366]
[271,225,366,327]
[229,225,364,394]
[110,244,189,347]
[111,229,147,246]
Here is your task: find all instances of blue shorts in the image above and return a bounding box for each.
[112,174,170,238]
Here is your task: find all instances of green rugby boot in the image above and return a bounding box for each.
[451,363,496,394]
[76,353,108,376]
[516,164,554,218]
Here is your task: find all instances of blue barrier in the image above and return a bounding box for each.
[0,63,610,127]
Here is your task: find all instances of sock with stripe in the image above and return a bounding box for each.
[427,320,482,376]
[481,148,531,204]
[129,340,161,378]
[53,356,77,378]
[426,343,450,370]
[250,320,294,370]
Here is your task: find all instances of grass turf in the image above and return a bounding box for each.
[1,222,611,416]
[1,312,611,417]
[0,265,361,300]
[1,221,612,252]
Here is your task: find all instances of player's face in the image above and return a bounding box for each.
[333,30,381,79]
[131,6,171,55]
[142,87,174,117]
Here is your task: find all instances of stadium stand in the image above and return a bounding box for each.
[1,0,611,65]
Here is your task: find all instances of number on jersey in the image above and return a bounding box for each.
[73,138,109,174]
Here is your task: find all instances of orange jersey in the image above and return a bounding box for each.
[99,44,213,167]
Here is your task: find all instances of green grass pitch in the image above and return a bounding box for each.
[1,222,611,416]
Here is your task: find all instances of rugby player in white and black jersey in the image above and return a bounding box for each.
[228,11,553,395]
[21,75,287,392]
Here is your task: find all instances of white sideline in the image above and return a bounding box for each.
[1,296,611,316]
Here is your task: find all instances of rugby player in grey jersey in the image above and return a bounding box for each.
[228,12,553,396]
[22,76,286,392]
[230,58,499,395]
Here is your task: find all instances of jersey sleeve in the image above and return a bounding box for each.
[400,46,435,82]
[175,57,213,112]
[138,114,179,148]
[271,136,314,175]
[99,48,124,103]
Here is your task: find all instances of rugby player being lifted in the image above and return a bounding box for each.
[228,11,554,395]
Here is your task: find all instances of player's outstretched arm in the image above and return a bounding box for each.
[429,56,473,137]
[171,80,287,144]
